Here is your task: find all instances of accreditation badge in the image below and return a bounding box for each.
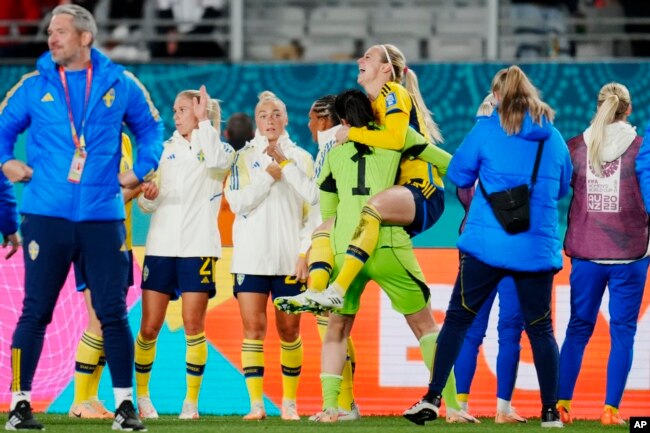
[68,148,87,183]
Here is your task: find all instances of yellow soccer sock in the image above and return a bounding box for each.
[347,336,357,377]
[134,332,157,398]
[73,331,103,404]
[338,355,354,411]
[88,353,106,399]
[280,337,303,401]
[334,204,381,292]
[309,231,333,291]
[558,400,572,411]
[241,339,265,405]
[315,315,329,341]
[604,404,618,413]
[185,332,208,404]
[321,373,343,410]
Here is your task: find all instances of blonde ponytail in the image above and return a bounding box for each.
[380,44,443,144]
[588,82,631,176]
[492,66,554,135]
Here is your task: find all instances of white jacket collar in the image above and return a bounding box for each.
[583,121,637,162]
[316,124,341,151]
[250,130,294,151]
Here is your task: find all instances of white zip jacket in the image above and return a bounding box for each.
[226,131,316,275]
[138,120,235,257]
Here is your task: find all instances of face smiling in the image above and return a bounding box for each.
[48,14,90,69]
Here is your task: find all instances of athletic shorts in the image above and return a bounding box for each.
[74,250,134,292]
[141,256,217,301]
[233,274,305,301]
[404,185,444,237]
[333,245,430,316]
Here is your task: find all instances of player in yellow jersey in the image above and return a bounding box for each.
[68,133,139,419]
[300,44,476,423]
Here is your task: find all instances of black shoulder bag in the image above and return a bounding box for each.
[478,140,545,234]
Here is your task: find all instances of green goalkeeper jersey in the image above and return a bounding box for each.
[318,140,411,254]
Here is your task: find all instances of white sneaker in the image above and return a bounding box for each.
[179,400,199,420]
[337,401,361,421]
[281,399,300,421]
[305,285,344,311]
[137,396,159,419]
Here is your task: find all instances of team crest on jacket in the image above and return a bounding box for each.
[28,240,39,260]
[236,274,245,286]
[102,88,115,108]
[143,265,149,282]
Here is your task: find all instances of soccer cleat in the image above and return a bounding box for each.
[281,400,300,421]
[304,285,344,311]
[541,406,564,428]
[600,407,625,425]
[337,401,361,421]
[446,408,480,423]
[243,402,266,420]
[5,401,44,431]
[112,400,146,431]
[136,397,158,420]
[88,398,114,419]
[495,406,527,424]
[403,395,440,426]
[557,405,572,424]
[68,401,104,419]
[274,291,314,314]
[178,400,199,420]
[309,408,338,423]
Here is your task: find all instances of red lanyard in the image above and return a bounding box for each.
[59,64,92,150]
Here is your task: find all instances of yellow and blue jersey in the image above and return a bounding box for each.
[348,82,445,198]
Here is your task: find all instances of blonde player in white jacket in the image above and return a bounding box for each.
[225,91,317,421]
[134,85,234,420]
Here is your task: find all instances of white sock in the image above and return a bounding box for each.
[497,398,511,414]
[11,391,31,410]
[459,401,469,412]
[114,387,134,409]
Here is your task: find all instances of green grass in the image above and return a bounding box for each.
[5,414,627,432]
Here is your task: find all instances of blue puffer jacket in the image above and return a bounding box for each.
[448,111,572,272]
[0,174,18,237]
[0,48,163,222]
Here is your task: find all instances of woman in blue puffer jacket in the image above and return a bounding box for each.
[404,65,572,428]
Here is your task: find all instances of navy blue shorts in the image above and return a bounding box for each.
[233,274,305,301]
[75,250,134,292]
[20,214,130,325]
[404,185,445,237]
[141,256,217,301]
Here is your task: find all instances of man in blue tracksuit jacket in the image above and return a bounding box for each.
[0,5,162,431]
[0,173,19,259]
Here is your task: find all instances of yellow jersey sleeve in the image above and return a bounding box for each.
[347,82,413,151]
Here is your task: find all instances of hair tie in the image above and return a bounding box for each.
[403,66,409,75]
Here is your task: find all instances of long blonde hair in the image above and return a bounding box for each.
[491,66,554,135]
[379,44,443,144]
[177,90,221,126]
[588,82,631,176]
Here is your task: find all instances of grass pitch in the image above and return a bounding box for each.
[6,414,626,432]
